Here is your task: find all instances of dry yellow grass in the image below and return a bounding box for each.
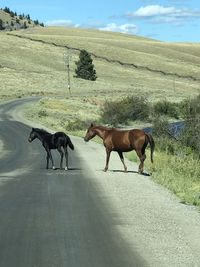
[1,27,200,103]
[10,27,200,80]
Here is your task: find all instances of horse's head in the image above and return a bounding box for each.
[28,128,37,142]
[84,123,96,142]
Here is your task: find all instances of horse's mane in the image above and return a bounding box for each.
[34,128,51,135]
[93,125,114,131]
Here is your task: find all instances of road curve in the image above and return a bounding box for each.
[0,98,200,267]
[0,99,146,267]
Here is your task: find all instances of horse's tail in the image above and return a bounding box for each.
[145,133,155,163]
[67,136,74,150]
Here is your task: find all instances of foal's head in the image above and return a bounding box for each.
[84,123,96,142]
[28,128,38,142]
[28,128,48,142]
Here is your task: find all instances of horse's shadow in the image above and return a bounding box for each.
[105,169,151,176]
[52,167,82,171]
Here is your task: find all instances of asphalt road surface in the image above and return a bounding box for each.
[0,98,200,267]
[0,99,146,267]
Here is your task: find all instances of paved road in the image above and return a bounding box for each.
[1,99,200,267]
[0,99,146,267]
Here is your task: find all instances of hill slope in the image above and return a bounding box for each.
[10,27,200,81]
[0,27,200,102]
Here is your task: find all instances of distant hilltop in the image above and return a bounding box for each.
[0,6,44,31]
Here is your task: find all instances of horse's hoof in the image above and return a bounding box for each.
[65,167,68,171]
[52,166,56,170]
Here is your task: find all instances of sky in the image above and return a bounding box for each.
[1,0,200,42]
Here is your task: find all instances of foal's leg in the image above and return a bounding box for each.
[136,149,146,174]
[48,149,55,170]
[104,149,111,172]
[57,146,64,169]
[46,153,49,169]
[117,151,127,172]
[64,147,68,171]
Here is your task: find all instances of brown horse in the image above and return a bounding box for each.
[84,124,155,174]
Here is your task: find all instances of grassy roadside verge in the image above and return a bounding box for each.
[127,148,200,208]
[24,97,101,137]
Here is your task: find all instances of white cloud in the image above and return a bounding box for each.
[99,23,138,34]
[133,5,176,17]
[45,19,79,27]
[126,5,200,24]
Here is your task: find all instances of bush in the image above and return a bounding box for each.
[179,94,200,119]
[181,115,200,156]
[153,100,179,119]
[38,109,47,117]
[152,116,170,138]
[65,118,92,131]
[101,96,149,126]
[180,94,200,156]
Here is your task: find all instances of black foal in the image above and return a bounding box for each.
[28,128,74,170]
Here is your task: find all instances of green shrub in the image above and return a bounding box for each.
[181,115,200,156]
[38,109,47,117]
[153,100,179,119]
[152,116,170,138]
[65,118,93,131]
[179,94,200,119]
[101,96,149,126]
[180,94,200,156]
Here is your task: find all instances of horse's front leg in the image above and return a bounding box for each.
[47,149,55,170]
[104,149,111,172]
[64,147,68,171]
[57,146,64,169]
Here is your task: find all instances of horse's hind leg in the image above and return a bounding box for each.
[64,147,68,171]
[46,153,49,169]
[57,146,64,169]
[117,151,127,172]
[46,149,55,170]
[136,149,146,174]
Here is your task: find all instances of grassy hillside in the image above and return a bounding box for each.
[9,27,200,81]
[0,9,12,23]
[1,27,200,103]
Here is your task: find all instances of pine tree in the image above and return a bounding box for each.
[75,50,97,81]
[0,19,4,30]
[34,20,39,25]
[23,21,27,29]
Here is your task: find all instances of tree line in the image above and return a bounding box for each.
[0,6,44,30]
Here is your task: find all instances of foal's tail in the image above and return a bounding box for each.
[67,136,74,150]
[145,133,155,163]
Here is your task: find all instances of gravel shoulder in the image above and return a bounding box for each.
[1,98,200,267]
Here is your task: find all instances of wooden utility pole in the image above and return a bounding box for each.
[64,52,71,96]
